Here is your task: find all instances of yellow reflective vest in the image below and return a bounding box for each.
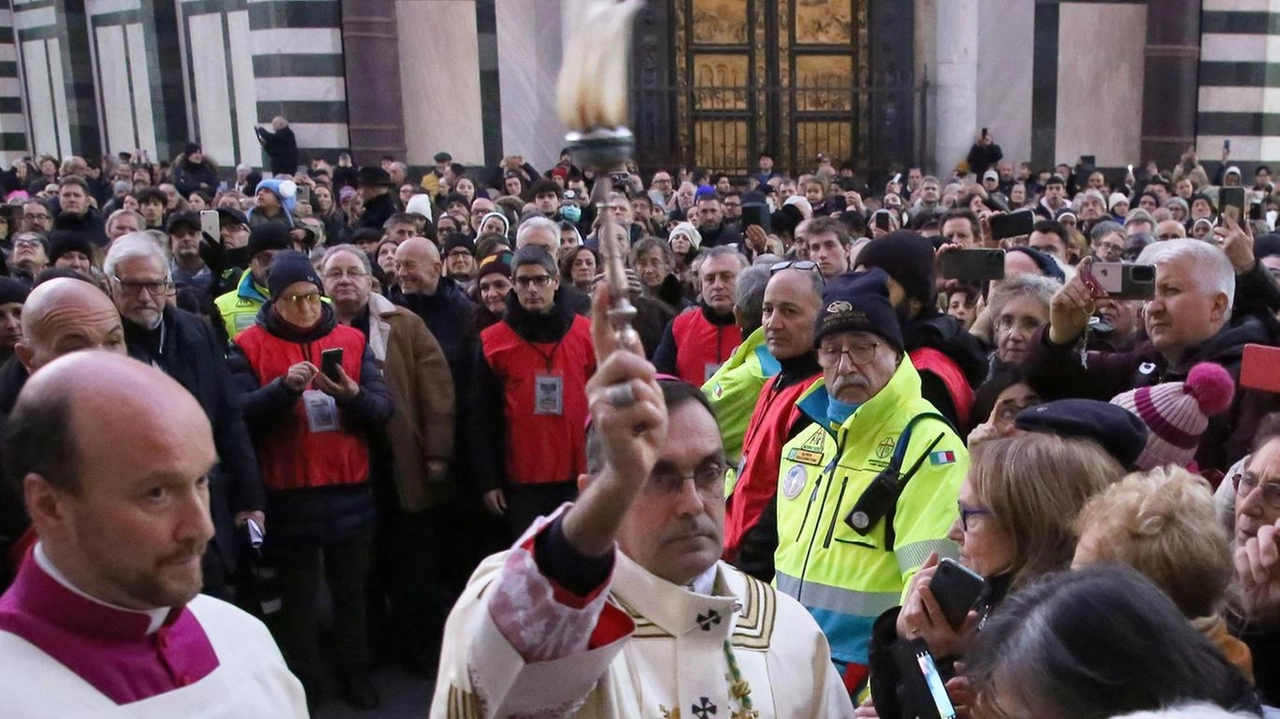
[214,269,269,341]
[703,326,780,474]
[774,358,967,672]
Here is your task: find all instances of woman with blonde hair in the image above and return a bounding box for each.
[869,433,1124,717]
[1073,466,1252,681]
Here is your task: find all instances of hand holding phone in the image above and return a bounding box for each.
[929,558,986,629]
[321,348,344,381]
[939,249,1005,282]
[1084,262,1156,300]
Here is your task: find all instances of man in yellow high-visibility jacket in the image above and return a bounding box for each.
[773,268,967,696]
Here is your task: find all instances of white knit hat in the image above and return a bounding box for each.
[1109,363,1235,471]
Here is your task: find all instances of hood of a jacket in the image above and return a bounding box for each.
[503,286,577,343]
[904,309,988,386]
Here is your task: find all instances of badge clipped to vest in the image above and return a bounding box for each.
[534,373,564,416]
[303,389,340,433]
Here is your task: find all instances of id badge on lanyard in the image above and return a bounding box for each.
[303,389,340,432]
[534,374,564,415]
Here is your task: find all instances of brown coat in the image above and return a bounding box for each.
[367,293,456,511]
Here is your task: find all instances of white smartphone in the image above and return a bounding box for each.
[200,210,220,242]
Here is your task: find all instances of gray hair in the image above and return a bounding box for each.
[733,265,772,336]
[106,208,144,232]
[699,244,749,271]
[321,243,372,274]
[1090,220,1125,243]
[630,236,674,268]
[1137,238,1235,315]
[104,232,171,280]
[988,273,1061,322]
[515,216,560,251]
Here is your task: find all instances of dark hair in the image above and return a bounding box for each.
[970,366,1030,431]
[1253,413,1280,452]
[559,246,599,280]
[1032,219,1067,246]
[58,176,89,193]
[939,208,980,239]
[586,379,717,475]
[5,389,79,495]
[967,566,1260,719]
[134,188,166,206]
[806,216,851,246]
[475,232,512,261]
[512,244,558,277]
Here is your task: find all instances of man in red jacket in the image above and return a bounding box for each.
[724,262,824,573]
[472,245,596,537]
[654,245,746,385]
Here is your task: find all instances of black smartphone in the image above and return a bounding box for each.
[874,211,892,231]
[1080,154,1096,168]
[988,211,1035,240]
[891,640,958,719]
[1220,186,1245,222]
[320,348,344,381]
[939,249,1005,282]
[1088,262,1156,300]
[741,203,771,234]
[929,558,986,629]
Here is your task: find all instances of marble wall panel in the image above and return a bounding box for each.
[228,9,259,165]
[975,0,1032,167]
[95,24,133,154]
[496,0,563,173]
[1055,4,1146,167]
[126,22,156,156]
[934,0,978,173]
[188,12,235,167]
[21,38,53,155]
[396,0,485,165]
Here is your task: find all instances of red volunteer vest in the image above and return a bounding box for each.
[722,371,821,560]
[481,315,595,485]
[235,324,372,492]
[909,346,974,430]
[671,309,742,386]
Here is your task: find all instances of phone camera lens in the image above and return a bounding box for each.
[1133,266,1155,282]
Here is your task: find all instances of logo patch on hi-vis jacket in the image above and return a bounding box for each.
[929,450,957,466]
[788,427,826,465]
[782,464,807,500]
[713,382,724,398]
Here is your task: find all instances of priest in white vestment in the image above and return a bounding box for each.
[431,288,854,719]
[0,352,307,717]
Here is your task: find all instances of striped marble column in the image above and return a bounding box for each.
[1197,0,1280,166]
[248,0,349,164]
[13,0,99,160]
[0,0,26,164]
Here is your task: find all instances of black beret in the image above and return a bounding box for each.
[1015,399,1149,470]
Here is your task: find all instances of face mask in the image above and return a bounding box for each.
[562,205,582,222]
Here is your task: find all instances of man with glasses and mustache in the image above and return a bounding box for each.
[433,283,854,719]
[772,269,967,698]
[106,233,264,602]
[471,245,595,538]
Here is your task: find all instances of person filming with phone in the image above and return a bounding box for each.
[228,250,394,711]
[866,432,1124,718]
[1023,233,1280,473]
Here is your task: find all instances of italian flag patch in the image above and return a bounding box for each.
[929,450,957,466]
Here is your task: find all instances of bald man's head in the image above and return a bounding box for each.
[7,352,215,608]
[15,278,125,372]
[394,238,442,295]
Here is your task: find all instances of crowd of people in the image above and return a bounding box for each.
[0,119,1279,718]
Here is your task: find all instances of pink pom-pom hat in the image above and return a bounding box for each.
[1109,363,1235,471]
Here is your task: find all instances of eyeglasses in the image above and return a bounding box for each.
[817,341,880,366]
[322,268,368,281]
[514,274,553,288]
[13,238,42,249]
[447,249,473,259]
[24,213,49,221]
[958,501,993,531]
[112,276,175,296]
[770,260,819,275]
[282,292,322,306]
[1158,233,1182,240]
[1233,466,1280,509]
[648,462,728,498]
